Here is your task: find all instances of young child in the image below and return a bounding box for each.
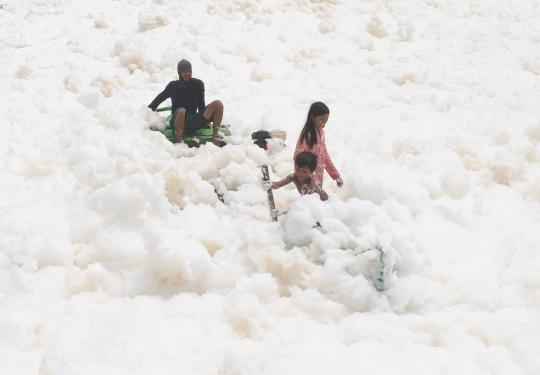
[270,151,329,201]
[294,102,343,188]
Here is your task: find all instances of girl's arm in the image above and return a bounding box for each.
[271,174,294,190]
[293,137,310,160]
[322,138,340,180]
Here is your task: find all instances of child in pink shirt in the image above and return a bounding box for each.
[294,102,343,187]
[270,151,329,201]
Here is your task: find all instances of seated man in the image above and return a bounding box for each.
[148,59,224,145]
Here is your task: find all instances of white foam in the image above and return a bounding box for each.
[1,0,539,373]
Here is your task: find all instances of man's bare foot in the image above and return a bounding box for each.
[210,137,226,147]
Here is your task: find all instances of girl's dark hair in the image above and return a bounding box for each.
[295,151,317,172]
[299,102,329,148]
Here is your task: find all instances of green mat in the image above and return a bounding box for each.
[150,106,231,147]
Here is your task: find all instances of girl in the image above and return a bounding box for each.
[294,102,343,188]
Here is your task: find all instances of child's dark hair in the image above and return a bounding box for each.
[295,151,317,172]
[299,102,329,148]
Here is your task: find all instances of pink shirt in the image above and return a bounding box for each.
[293,127,340,185]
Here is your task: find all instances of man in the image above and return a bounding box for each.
[148,59,225,145]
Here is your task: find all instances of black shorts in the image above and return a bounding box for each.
[170,110,209,135]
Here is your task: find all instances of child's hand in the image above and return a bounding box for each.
[336,177,343,187]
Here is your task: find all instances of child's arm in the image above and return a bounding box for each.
[271,174,294,190]
[312,181,329,201]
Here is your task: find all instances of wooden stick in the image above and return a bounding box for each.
[261,165,278,221]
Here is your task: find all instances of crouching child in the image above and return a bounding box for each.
[270,151,329,201]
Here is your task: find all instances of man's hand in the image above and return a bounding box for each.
[336,177,343,187]
[144,106,163,127]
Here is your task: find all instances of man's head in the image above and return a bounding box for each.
[177,59,192,81]
[294,151,317,182]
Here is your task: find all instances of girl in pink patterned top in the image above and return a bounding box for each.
[294,102,343,187]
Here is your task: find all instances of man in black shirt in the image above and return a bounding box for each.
[148,59,224,145]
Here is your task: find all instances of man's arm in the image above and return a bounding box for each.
[148,83,171,111]
[198,81,206,113]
